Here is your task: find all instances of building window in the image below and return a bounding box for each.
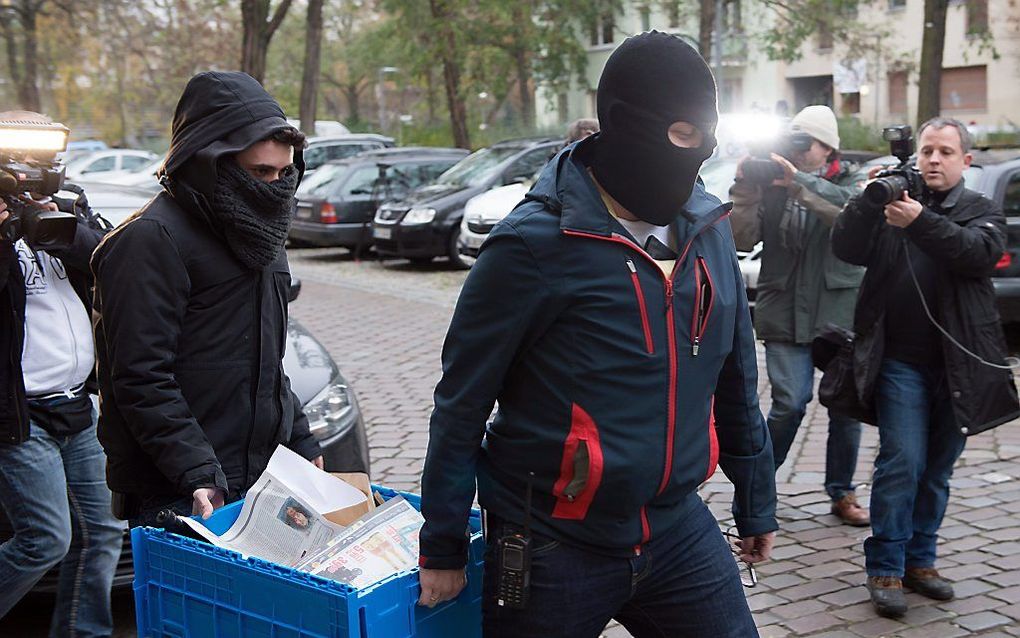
[966,0,988,34]
[639,5,651,32]
[719,78,743,112]
[888,71,908,115]
[841,92,861,114]
[888,0,906,9]
[816,21,833,50]
[722,0,743,33]
[588,9,615,46]
[940,65,987,112]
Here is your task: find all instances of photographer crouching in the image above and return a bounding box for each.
[729,105,871,526]
[831,117,1020,618]
[0,112,122,635]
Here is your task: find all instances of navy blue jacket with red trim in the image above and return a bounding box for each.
[419,138,778,569]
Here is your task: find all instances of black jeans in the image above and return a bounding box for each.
[481,500,758,638]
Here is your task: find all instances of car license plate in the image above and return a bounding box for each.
[373,227,392,240]
[463,234,483,249]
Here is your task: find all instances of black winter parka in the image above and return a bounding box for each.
[831,181,1020,435]
[91,71,321,500]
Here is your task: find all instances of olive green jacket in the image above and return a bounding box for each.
[729,164,867,344]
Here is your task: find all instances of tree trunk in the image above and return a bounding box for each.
[299,0,324,134]
[916,0,949,126]
[0,17,24,106]
[698,0,716,61]
[240,0,293,83]
[511,3,533,130]
[18,0,41,112]
[428,0,470,149]
[343,83,361,123]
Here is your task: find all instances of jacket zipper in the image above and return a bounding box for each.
[626,259,654,354]
[244,279,262,486]
[563,219,725,551]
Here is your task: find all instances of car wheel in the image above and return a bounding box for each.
[448,226,470,270]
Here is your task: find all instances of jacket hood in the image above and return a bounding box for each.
[526,136,729,241]
[159,71,304,196]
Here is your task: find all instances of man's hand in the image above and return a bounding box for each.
[884,191,923,228]
[311,455,324,470]
[770,153,797,188]
[735,531,775,564]
[418,567,466,607]
[192,487,226,519]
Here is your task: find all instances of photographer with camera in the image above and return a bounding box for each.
[0,112,122,634]
[832,117,1019,618]
[729,105,870,527]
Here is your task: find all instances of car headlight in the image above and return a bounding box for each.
[402,207,436,224]
[304,378,355,440]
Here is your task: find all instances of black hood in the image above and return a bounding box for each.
[159,71,304,198]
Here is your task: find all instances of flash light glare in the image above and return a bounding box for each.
[0,127,69,152]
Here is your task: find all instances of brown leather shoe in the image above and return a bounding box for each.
[867,576,908,618]
[903,567,954,600]
[831,494,870,527]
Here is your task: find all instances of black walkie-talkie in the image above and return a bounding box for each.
[496,473,534,609]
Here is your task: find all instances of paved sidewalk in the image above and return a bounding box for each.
[289,251,1020,637]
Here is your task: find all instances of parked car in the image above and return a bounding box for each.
[373,137,562,267]
[287,118,351,138]
[290,147,467,251]
[457,172,536,266]
[303,134,395,175]
[63,149,159,181]
[95,155,164,192]
[0,183,372,591]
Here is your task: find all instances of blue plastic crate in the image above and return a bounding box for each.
[132,487,483,638]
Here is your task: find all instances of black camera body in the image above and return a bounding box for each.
[741,132,815,185]
[862,125,925,208]
[0,118,77,249]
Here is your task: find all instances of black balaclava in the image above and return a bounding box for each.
[589,31,719,226]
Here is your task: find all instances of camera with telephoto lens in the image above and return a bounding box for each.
[0,117,77,249]
[862,125,925,208]
[741,132,815,184]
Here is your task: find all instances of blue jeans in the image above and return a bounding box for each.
[765,341,862,500]
[0,420,124,637]
[865,359,966,577]
[481,500,758,638]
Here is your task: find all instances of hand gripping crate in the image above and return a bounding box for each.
[131,487,484,638]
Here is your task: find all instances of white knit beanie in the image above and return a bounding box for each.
[790,105,840,150]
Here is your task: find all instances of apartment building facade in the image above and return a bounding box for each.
[536,0,1019,134]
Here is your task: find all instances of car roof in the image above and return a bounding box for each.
[307,133,395,145]
[323,147,468,165]
[970,149,1020,166]
[488,136,563,149]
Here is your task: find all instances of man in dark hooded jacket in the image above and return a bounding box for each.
[92,71,322,525]
[418,32,776,638]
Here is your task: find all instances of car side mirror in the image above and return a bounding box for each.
[288,276,302,303]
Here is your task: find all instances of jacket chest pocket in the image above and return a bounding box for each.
[690,256,716,357]
[552,404,604,520]
[626,259,655,354]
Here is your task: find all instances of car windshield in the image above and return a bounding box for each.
[298,163,351,196]
[435,146,521,188]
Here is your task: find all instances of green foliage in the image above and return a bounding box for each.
[837,116,885,152]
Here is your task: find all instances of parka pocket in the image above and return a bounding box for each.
[691,256,716,356]
[552,404,604,520]
[704,398,719,482]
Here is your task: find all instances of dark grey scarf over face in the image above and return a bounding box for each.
[212,159,298,269]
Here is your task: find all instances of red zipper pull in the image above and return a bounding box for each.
[664,279,673,314]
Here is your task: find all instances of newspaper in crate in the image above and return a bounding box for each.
[180,445,369,567]
[295,495,424,588]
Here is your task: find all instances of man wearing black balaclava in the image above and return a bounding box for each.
[91,71,323,526]
[418,32,777,637]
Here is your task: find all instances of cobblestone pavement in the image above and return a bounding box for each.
[288,247,1020,638]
